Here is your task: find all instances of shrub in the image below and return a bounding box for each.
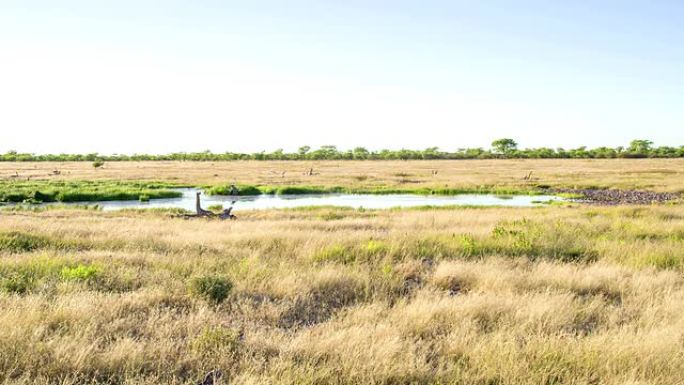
[189,275,233,304]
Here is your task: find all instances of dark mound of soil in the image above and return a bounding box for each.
[552,188,681,205]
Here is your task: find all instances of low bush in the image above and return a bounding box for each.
[189,275,233,304]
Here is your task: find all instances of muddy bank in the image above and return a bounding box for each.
[551,188,681,205]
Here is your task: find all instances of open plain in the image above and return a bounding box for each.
[2,159,684,192]
[1,160,684,384]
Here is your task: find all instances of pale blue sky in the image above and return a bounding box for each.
[1,1,682,154]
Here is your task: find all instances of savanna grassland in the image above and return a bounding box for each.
[1,160,684,385]
[2,159,684,192]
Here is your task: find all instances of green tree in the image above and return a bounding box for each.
[422,147,441,159]
[352,147,370,160]
[628,139,653,154]
[491,138,518,155]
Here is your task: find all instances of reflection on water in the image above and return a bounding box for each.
[21,188,563,211]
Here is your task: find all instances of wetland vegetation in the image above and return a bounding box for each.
[0,181,182,204]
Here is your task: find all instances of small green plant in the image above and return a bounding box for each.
[189,275,233,304]
[60,264,101,282]
[380,263,394,279]
[138,194,150,202]
[364,240,388,255]
[458,234,479,257]
[92,160,104,169]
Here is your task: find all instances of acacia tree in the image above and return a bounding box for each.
[491,138,518,155]
[352,147,370,160]
[628,140,653,154]
[297,146,311,156]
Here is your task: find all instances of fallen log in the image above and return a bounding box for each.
[177,192,237,219]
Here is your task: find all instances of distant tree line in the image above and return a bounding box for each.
[2,140,683,161]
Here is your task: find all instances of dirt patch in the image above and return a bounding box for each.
[553,188,681,205]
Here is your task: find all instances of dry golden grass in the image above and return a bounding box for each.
[2,159,684,192]
[1,200,684,384]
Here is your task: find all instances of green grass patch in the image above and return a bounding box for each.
[205,184,261,196]
[1,204,102,212]
[489,219,599,262]
[628,252,682,270]
[0,258,82,294]
[0,231,54,252]
[364,240,389,256]
[0,180,183,203]
[312,244,355,264]
[60,264,101,282]
[0,231,90,252]
[206,184,546,197]
[0,258,110,294]
[392,220,600,263]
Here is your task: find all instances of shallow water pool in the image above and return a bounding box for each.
[22,188,563,211]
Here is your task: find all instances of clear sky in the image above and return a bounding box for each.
[1,1,682,154]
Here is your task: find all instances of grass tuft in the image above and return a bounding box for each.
[189,275,233,304]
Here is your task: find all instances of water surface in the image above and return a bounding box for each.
[24,188,562,211]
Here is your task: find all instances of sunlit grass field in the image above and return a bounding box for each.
[2,159,684,192]
[1,160,683,384]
